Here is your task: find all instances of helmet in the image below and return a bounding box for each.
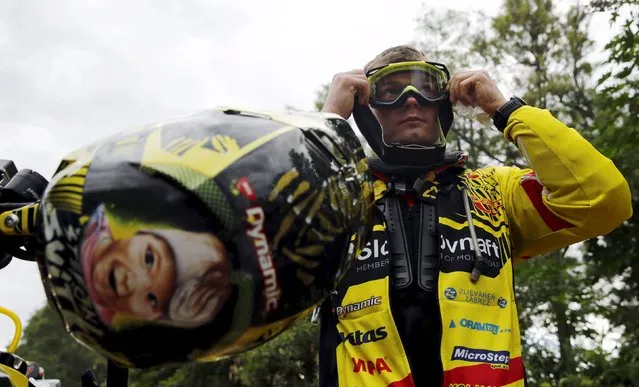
[353,61,454,167]
[36,107,374,368]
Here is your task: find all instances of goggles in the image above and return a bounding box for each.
[366,61,450,108]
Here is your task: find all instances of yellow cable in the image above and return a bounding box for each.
[0,306,22,352]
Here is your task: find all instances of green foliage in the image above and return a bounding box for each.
[15,305,106,387]
[14,303,319,386]
[128,317,320,386]
[514,249,607,385]
[128,360,241,387]
[313,83,330,112]
[234,319,319,386]
[582,1,639,385]
[414,7,527,170]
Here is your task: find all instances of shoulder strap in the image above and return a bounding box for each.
[417,201,439,292]
[378,196,412,289]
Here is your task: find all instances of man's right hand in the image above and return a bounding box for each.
[321,70,371,120]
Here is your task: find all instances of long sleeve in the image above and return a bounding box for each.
[490,106,632,260]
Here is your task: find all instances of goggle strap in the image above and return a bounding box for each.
[366,61,450,82]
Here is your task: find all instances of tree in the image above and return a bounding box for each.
[582,0,639,385]
[413,1,631,385]
[414,7,527,170]
[15,303,321,386]
[128,359,240,387]
[235,319,319,386]
[469,1,617,384]
[15,305,106,387]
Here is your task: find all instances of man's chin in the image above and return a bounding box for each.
[388,134,437,147]
[386,125,436,145]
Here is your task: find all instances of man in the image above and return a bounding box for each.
[317,45,632,386]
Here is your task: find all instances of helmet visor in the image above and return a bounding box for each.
[367,61,449,107]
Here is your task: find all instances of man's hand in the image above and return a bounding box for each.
[322,70,371,120]
[448,70,508,117]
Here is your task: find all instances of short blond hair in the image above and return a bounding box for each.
[364,45,428,73]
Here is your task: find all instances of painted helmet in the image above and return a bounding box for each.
[36,107,374,368]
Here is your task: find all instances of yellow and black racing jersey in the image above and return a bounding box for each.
[318,106,632,387]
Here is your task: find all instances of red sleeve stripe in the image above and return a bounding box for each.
[520,172,574,231]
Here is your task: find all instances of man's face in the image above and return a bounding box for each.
[91,233,176,320]
[371,71,442,146]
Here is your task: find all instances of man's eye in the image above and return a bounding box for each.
[421,82,435,90]
[147,293,158,308]
[382,87,402,96]
[145,246,155,268]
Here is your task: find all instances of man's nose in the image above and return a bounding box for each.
[402,94,420,108]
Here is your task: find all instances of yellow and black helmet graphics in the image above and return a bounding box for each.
[36,107,374,368]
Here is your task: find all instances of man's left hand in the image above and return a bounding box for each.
[448,70,508,116]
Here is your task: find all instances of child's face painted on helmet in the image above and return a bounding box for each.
[92,233,176,320]
[81,205,234,328]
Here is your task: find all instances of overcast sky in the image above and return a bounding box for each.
[0,0,621,350]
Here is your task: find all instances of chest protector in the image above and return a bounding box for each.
[329,168,526,387]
